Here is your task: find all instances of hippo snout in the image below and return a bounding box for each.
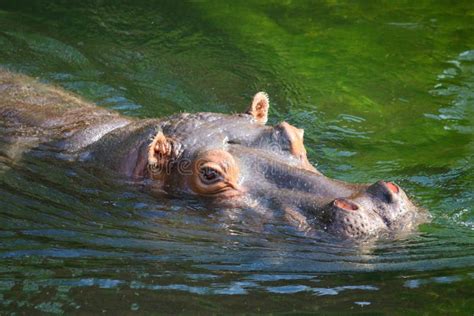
[321,197,387,239]
[319,181,423,239]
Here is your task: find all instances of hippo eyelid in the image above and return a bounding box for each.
[226,139,241,145]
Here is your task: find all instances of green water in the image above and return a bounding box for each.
[0,1,473,314]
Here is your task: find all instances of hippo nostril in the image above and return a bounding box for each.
[385,181,399,194]
[334,198,359,211]
[367,180,398,204]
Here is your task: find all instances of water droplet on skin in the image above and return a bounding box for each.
[131,303,139,311]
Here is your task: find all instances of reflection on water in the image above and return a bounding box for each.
[0,0,473,314]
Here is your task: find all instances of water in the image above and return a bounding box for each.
[0,1,473,313]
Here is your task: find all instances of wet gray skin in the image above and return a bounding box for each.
[0,69,430,240]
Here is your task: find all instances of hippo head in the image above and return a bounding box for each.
[145,92,429,240]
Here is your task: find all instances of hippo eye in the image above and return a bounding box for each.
[199,167,222,184]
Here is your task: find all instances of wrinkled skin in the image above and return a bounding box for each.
[0,69,430,240]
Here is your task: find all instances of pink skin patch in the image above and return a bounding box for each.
[334,199,359,211]
[386,181,399,194]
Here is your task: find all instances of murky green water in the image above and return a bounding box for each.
[0,1,473,314]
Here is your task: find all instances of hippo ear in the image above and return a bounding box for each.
[147,131,177,177]
[245,92,269,124]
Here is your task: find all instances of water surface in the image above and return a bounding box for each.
[0,1,473,314]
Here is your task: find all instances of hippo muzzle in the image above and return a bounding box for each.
[316,181,429,239]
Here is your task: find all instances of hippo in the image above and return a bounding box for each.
[0,69,429,239]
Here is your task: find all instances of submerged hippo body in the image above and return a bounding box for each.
[0,69,429,239]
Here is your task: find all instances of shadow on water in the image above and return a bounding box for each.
[0,0,473,313]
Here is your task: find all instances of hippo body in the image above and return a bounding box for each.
[0,69,429,240]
